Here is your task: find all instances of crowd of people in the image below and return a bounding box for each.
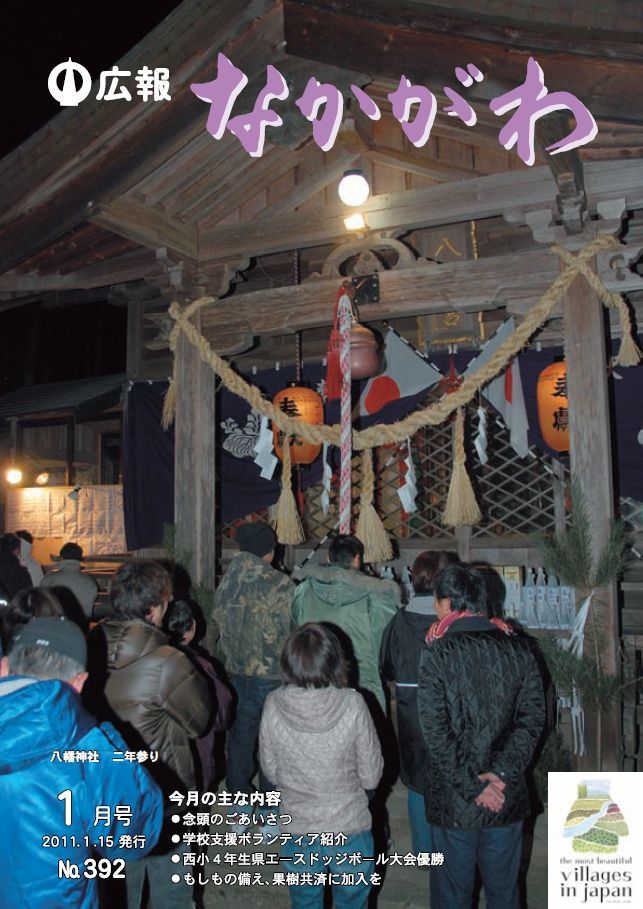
[0,523,547,909]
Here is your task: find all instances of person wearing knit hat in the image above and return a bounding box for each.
[11,615,87,673]
[0,616,163,909]
[210,521,294,834]
[235,521,276,557]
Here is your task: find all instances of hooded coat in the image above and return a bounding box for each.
[259,686,383,835]
[292,564,399,709]
[0,676,163,909]
[87,618,212,794]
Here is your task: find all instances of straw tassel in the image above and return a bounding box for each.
[273,436,305,545]
[610,293,641,367]
[356,449,393,562]
[442,408,482,527]
[161,376,176,430]
[616,319,641,367]
[617,332,641,367]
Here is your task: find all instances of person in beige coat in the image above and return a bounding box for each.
[259,622,383,909]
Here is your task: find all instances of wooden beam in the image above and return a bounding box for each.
[201,160,643,261]
[0,249,158,292]
[301,1,643,60]
[536,114,586,234]
[202,166,557,259]
[92,198,197,260]
[283,0,643,123]
[195,248,561,347]
[141,236,643,352]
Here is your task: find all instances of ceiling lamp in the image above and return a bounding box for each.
[6,467,22,485]
[343,213,366,231]
[338,169,370,207]
[35,472,50,486]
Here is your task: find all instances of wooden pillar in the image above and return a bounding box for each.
[126,299,142,380]
[563,268,621,770]
[174,309,217,591]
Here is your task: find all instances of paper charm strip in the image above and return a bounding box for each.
[556,593,592,756]
[474,405,488,465]
[252,414,278,480]
[320,442,333,515]
[397,440,418,514]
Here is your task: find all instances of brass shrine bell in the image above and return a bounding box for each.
[349,322,381,380]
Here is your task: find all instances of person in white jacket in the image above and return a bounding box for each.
[15,530,43,585]
[260,622,383,909]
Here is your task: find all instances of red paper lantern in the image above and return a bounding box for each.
[537,360,570,452]
[272,385,324,465]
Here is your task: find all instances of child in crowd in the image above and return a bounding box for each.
[259,622,383,909]
[165,599,232,790]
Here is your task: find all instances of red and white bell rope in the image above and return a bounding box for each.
[338,291,353,534]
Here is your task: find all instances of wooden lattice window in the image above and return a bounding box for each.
[222,406,565,544]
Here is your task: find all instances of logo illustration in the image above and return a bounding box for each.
[48,59,92,107]
[563,779,629,854]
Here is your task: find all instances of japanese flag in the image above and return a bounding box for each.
[359,329,442,416]
[464,318,530,459]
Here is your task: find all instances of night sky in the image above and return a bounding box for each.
[0,2,182,157]
[0,2,183,393]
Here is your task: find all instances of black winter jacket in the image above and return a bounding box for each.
[0,553,31,601]
[380,595,436,792]
[418,615,545,830]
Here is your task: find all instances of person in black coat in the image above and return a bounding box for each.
[418,563,545,909]
[380,550,456,854]
[0,533,31,605]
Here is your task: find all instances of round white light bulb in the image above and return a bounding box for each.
[338,170,370,207]
[6,468,22,485]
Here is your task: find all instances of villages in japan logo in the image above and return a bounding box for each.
[563,779,630,855]
[555,778,634,907]
[47,54,597,167]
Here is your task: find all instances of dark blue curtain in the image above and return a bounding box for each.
[122,346,642,549]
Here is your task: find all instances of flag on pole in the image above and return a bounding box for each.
[359,328,442,416]
[464,318,530,458]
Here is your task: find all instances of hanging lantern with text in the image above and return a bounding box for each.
[537,360,570,452]
[272,385,324,465]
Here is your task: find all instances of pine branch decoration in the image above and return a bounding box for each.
[533,478,629,593]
